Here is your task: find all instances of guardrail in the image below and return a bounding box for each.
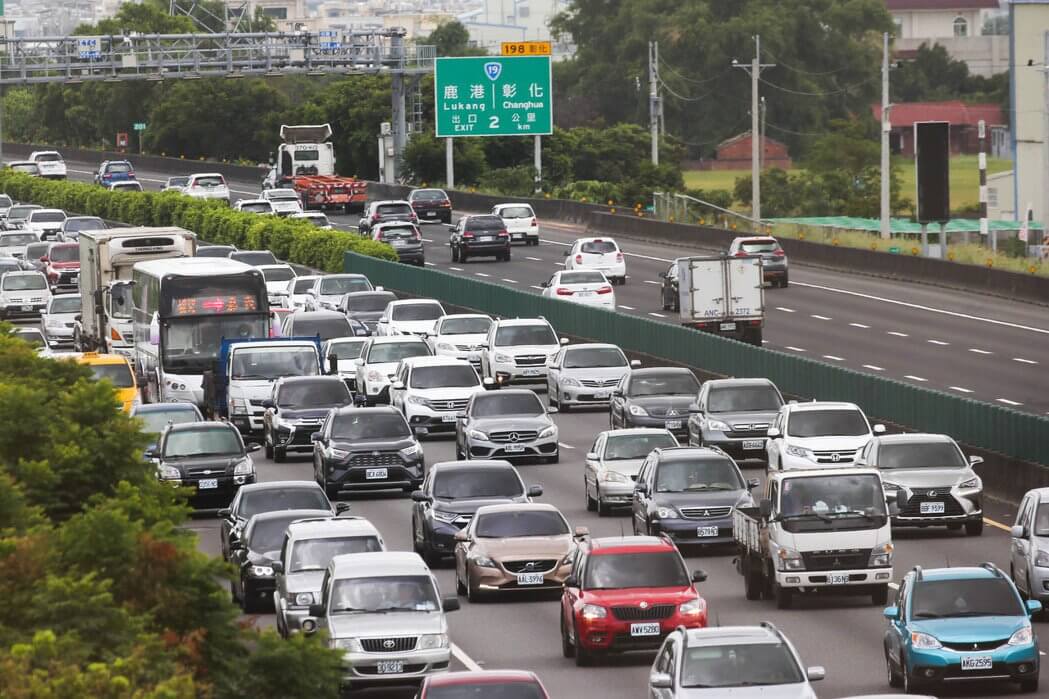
[344,250,1049,499]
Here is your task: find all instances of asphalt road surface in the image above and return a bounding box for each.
[59,158,1049,417]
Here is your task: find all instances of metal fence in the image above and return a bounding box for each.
[345,251,1049,467]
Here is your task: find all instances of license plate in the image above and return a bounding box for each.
[517,572,544,586]
[828,573,849,585]
[198,478,218,490]
[960,655,992,671]
[920,502,945,514]
[441,414,457,422]
[523,368,541,377]
[742,439,764,450]
[425,211,436,217]
[720,322,737,331]
[666,420,682,430]
[21,305,32,311]
[512,233,523,239]
[697,526,718,537]
[480,236,493,242]
[578,291,594,296]
[376,660,404,674]
[365,468,388,480]
[595,390,610,399]
[504,444,526,453]
[630,623,660,637]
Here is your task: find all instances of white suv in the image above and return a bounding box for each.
[427,313,492,369]
[355,335,433,405]
[390,356,487,437]
[766,401,885,471]
[480,317,566,387]
[564,236,626,285]
[185,173,231,203]
[491,203,539,245]
[376,299,446,338]
[28,151,67,179]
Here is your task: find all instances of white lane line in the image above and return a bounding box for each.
[863,364,886,371]
[785,346,807,352]
[525,256,542,261]
[451,643,483,672]
[822,355,845,361]
[555,262,565,267]
[500,278,518,284]
[949,386,974,394]
[642,280,661,285]
[775,306,795,313]
[968,348,992,355]
[424,262,435,267]
[811,314,832,321]
[475,272,490,278]
[761,340,769,344]
[849,322,870,329]
[904,375,928,382]
[996,398,1023,406]
[927,339,949,346]
[648,312,666,318]
[529,285,543,290]
[887,331,909,337]
[1013,357,1038,365]
[420,238,433,242]
[557,442,576,450]
[449,266,463,272]
[619,305,635,310]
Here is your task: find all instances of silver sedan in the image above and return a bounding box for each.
[546,342,638,411]
[583,428,679,516]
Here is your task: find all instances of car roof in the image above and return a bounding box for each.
[474,388,537,399]
[873,433,953,445]
[599,428,675,438]
[629,366,692,376]
[494,202,533,209]
[329,551,427,578]
[0,270,42,277]
[238,199,270,205]
[402,356,472,369]
[576,236,618,244]
[474,502,561,516]
[246,508,333,527]
[237,480,324,494]
[682,625,787,648]
[30,208,65,215]
[189,172,224,177]
[276,375,345,387]
[914,565,1007,583]
[652,446,730,461]
[410,188,447,195]
[388,298,441,306]
[784,401,861,412]
[321,273,368,280]
[562,342,621,351]
[430,459,515,472]
[165,421,237,434]
[132,402,200,414]
[325,336,367,345]
[287,516,380,540]
[425,670,540,686]
[773,467,881,480]
[439,313,490,321]
[344,290,394,298]
[586,535,677,554]
[1026,487,1049,501]
[330,405,401,418]
[703,377,777,388]
[492,317,551,327]
[372,199,411,206]
[68,352,131,367]
[289,310,346,320]
[257,263,293,271]
[367,335,427,345]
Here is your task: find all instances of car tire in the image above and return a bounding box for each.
[241,579,259,613]
[597,497,610,517]
[323,480,340,501]
[781,274,789,288]
[965,519,984,536]
[744,564,762,601]
[451,246,459,263]
[460,250,469,263]
[1020,677,1039,693]
[561,613,575,658]
[774,583,793,609]
[273,445,286,463]
[456,566,467,595]
[466,574,484,603]
[871,584,889,606]
[886,650,903,688]
[901,660,923,694]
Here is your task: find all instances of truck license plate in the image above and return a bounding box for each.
[517,573,544,586]
[365,468,388,480]
[828,573,849,585]
[504,444,525,453]
[742,439,764,450]
[919,502,945,514]
[666,420,682,430]
[960,655,992,671]
[376,660,403,674]
[697,526,718,537]
[523,368,541,377]
[720,322,737,331]
[630,623,660,637]
[198,479,218,490]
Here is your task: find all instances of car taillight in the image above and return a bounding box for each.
[735,251,748,257]
[615,252,624,262]
[128,172,135,178]
[441,200,451,207]
[102,174,111,180]
[575,254,582,264]
[530,217,537,226]
[597,286,613,294]
[556,287,574,296]
[773,248,786,257]
[498,230,509,237]
[463,232,474,238]
[110,327,122,341]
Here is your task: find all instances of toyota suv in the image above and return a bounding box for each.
[355,335,432,405]
[185,173,231,203]
[302,551,459,688]
[481,318,566,387]
[455,389,558,464]
[766,401,885,471]
[25,209,67,241]
[0,270,51,320]
[150,421,260,508]
[358,200,418,235]
[28,150,67,179]
[390,356,486,437]
[560,535,707,665]
[686,378,785,464]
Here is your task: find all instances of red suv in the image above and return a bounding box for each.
[416,670,549,698]
[560,535,707,666]
[43,242,80,292]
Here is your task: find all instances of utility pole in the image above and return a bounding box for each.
[733,36,774,223]
[760,96,767,170]
[649,40,661,166]
[880,31,892,240]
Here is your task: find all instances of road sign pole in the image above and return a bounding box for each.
[446,137,455,190]
[534,135,542,193]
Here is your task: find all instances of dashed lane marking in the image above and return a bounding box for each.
[849,322,869,329]
[811,314,832,320]
[949,386,974,394]
[996,398,1022,406]
[904,375,928,382]
[500,278,518,284]
[449,266,463,272]
[1013,357,1038,365]
[648,312,666,318]
[968,348,992,355]
[619,305,635,310]
[775,307,795,313]
[475,272,490,278]
[887,331,909,337]
[451,644,483,672]
[785,346,806,352]
[822,355,845,361]
[927,339,949,346]
[863,364,885,371]
[642,280,660,285]
[525,256,542,261]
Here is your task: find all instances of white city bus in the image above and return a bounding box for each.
[133,257,270,405]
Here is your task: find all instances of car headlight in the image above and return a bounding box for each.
[432,509,459,524]
[366,370,384,382]
[293,592,315,606]
[406,395,428,405]
[469,552,496,567]
[468,429,488,441]
[678,597,706,617]
[705,418,731,431]
[776,546,805,571]
[44,318,64,329]
[1008,624,1033,646]
[868,542,893,568]
[331,637,362,652]
[656,506,678,519]
[230,397,248,415]
[601,470,631,483]
[1034,549,1049,568]
[233,459,254,476]
[785,445,812,460]
[581,604,606,620]
[493,352,512,363]
[417,633,449,650]
[436,342,456,352]
[561,377,581,387]
[547,352,559,362]
[538,425,557,439]
[251,565,274,577]
[399,443,423,459]
[329,447,350,460]
[910,631,941,650]
[157,465,181,480]
[628,404,648,417]
[957,476,981,490]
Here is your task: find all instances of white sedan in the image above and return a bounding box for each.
[540,270,616,309]
[564,236,626,285]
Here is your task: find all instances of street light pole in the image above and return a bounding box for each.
[880,31,891,240]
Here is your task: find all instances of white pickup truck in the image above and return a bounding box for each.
[734,467,895,609]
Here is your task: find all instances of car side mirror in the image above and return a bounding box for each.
[806,666,826,682]
[246,442,261,453]
[759,498,773,520]
[691,569,707,583]
[262,399,274,409]
[747,478,760,490]
[527,484,543,497]
[453,529,469,542]
[1026,600,1042,616]
[217,508,231,518]
[559,337,569,345]
[410,490,429,502]
[308,603,325,618]
[612,389,623,397]
[649,672,673,689]
[328,354,339,374]
[310,432,323,442]
[562,250,569,257]
[335,502,351,514]
[585,452,598,460]
[442,596,460,612]
[634,482,648,495]
[882,605,899,620]
[629,359,641,368]
[271,561,284,574]
[873,423,886,434]
[766,427,781,438]
[573,526,589,539]
[688,403,701,414]
[391,380,405,390]
[658,272,667,279]
[564,574,579,588]
[539,281,549,288]
[144,447,158,459]
[1011,525,1027,539]
[968,455,984,466]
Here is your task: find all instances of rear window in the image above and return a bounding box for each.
[377,203,412,216]
[262,266,295,283]
[739,238,781,253]
[167,177,189,187]
[11,163,39,173]
[391,303,443,321]
[499,205,534,219]
[266,190,299,201]
[192,176,225,187]
[559,272,606,285]
[32,212,65,223]
[113,182,142,190]
[293,316,354,341]
[378,226,418,241]
[466,217,504,231]
[35,153,63,162]
[231,251,278,265]
[106,162,132,173]
[411,189,447,201]
[240,202,272,213]
[581,240,617,254]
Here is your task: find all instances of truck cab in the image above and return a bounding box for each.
[266,124,337,187]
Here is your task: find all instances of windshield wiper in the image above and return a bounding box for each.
[828,509,876,520]
[183,451,237,458]
[911,611,942,618]
[780,512,833,523]
[684,484,734,491]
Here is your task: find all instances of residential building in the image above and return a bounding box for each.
[870,101,1004,156]
[887,0,1009,77]
[698,132,791,171]
[461,0,574,57]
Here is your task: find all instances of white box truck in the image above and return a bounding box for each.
[75,227,197,359]
[677,254,765,345]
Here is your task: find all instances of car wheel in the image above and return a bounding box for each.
[323,480,340,501]
[451,245,459,262]
[1020,677,1040,693]
[886,649,903,688]
[273,445,287,463]
[965,519,984,536]
[456,565,467,595]
[460,250,469,262]
[901,659,923,694]
[774,583,793,609]
[584,479,596,512]
[781,274,789,288]
[871,584,889,606]
[466,573,484,603]
[597,496,610,517]
[744,564,762,601]
[241,579,259,613]
[561,612,575,658]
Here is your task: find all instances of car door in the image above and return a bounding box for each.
[687,384,708,445]
[454,513,477,581]
[766,410,785,469]
[632,457,654,533]
[1012,495,1034,594]
[546,348,564,395]
[885,576,909,668]
[651,639,677,699]
[376,310,391,337]
[414,470,433,548]
[276,533,292,616]
[562,550,586,636]
[584,434,604,501]
[390,362,409,411]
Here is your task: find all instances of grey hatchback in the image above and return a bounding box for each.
[728,236,788,288]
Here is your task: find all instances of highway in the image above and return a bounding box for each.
[60,157,1049,417]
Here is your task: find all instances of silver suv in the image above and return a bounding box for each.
[302,551,459,688]
[649,623,823,698]
[455,389,558,464]
[858,433,983,536]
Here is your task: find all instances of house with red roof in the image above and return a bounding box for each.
[870,100,1004,156]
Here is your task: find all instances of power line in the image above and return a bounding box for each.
[657,76,714,103]
[763,120,827,137]
[657,57,732,86]
[758,74,878,97]
[760,47,854,77]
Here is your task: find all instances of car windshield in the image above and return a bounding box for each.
[411,190,446,201]
[326,340,366,361]
[739,239,781,254]
[13,330,44,347]
[163,428,241,457]
[248,513,314,552]
[391,303,443,321]
[240,203,272,213]
[877,441,966,469]
[788,409,869,437]
[330,575,439,613]
[708,385,783,412]
[475,510,568,538]
[113,182,142,191]
[656,458,742,492]
[584,551,689,590]
[331,413,409,440]
[136,408,200,434]
[289,536,382,572]
[49,245,78,262]
[439,317,491,335]
[367,341,429,364]
[65,218,105,232]
[581,240,617,254]
[344,294,395,312]
[471,393,543,417]
[25,244,49,258]
[292,278,318,293]
[294,316,354,341]
[425,683,543,699]
[31,212,65,223]
[410,365,478,389]
[779,474,887,529]
[603,433,678,460]
[1034,503,1049,536]
[2,275,46,290]
[433,468,523,499]
[499,206,533,219]
[192,176,225,187]
[319,276,371,295]
[376,203,412,216]
[1,234,37,246]
[559,272,606,285]
[238,488,328,518]
[911,578,1023,619]
[680,643,804,688]
[10,164,38,173]
[48,296,80,314]
[262,266,295,283]
[563,347,625,369]
[627,373,698,397]
[0,195,10,207]
[231,251,277,265]
[266,190,298,201]
[7,207,39,220]
[167,177,189,187]
[230,347,319,380]
[278,380,349,408]
[494,324,556,347]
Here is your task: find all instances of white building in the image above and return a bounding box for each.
[461,0,573,56]
[887,0,1008,77]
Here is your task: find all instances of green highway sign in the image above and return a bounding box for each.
[434,56,552,138]
[133,122,146,131]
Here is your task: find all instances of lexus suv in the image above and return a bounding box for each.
[560,535,707,665]
[390,356,486,437]
[767,401,885,471]
[858,433,984,535]
[481,317,565,387]
[411,459,541,564]
[455,389,558,463]
[584,428,679,516]
[883,564,1040,693]
[150,422,260,508]
[312,406,425,497]
[686,378,784,464]
[263,376,353,462]
[609,367,700,441]
[547,342,636,411]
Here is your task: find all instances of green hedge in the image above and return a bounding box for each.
[0,171,398,270]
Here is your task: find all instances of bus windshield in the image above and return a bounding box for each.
[162,316,268,374]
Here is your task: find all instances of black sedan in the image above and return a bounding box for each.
[609,367,700,441]
[450,214,510,263]
[150,422,260,509]
[659,258,683,312]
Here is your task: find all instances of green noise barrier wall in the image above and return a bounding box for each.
[345,251,1049,468]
